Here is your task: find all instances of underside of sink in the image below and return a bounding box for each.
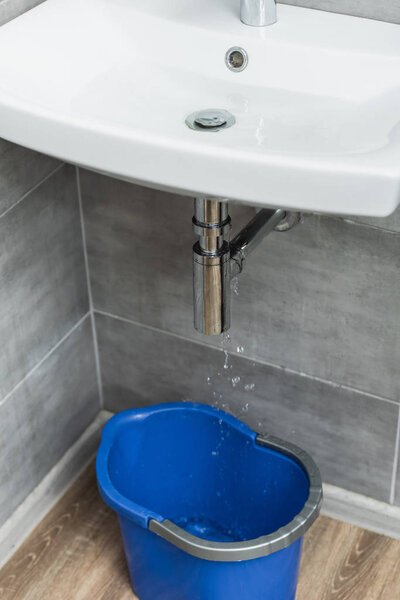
[0,0,400,216]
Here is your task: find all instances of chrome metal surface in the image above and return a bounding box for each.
[186,109,236,132]
[149,432,322,561]
[193,198,229,227]
[240,0,277,27]
[230,208,286,277]
[193,198,231,334]
[193,244,231,335]
[225,47,248,72]
[193,199,300,334]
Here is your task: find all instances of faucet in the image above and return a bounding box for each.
[241,0,277,26]
[193,199,300,335]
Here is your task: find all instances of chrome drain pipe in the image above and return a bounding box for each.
[193,199,300,335]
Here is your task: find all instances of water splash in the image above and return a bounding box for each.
[222,331,231,346]
[244,383,255,392]
[231,376,241,388]
[231,276,240,296]
[223,351,230,370]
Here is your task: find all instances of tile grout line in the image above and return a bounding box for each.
[94,308,400,408]
[389,406,400,504]
[76,167,104,408]
[0,163,64,221]
[0,312,90,409]
[335,216,400,235]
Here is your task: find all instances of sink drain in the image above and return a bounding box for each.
[185,109,236,132]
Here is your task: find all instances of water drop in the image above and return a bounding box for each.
[207,376,212,385]
[237,346,244,354]
[222,332,231,346]
[231,376,241,387]
[223,351,229,370]
[242,403,249,412]
[231,276,240,296]
[244,383,255,392]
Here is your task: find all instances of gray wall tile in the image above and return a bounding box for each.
[0,0,400,25]
[80,169,194,332]
[395,422,400,506]
[81,170,400,402]
[0,0,397,27]
[97,313,397,502]
[279,0,400,23]
[227,214,400,403]
[0,317,99,526]
[0,0,44,26]
[0,139,60,216]
[345,210,400,233]
[1,0,397,27]
[0,165,89,400]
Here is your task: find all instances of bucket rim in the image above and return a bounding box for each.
[149,432,322,561]
[97,402,323,561]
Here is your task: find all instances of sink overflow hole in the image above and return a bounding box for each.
[225,47,248,72]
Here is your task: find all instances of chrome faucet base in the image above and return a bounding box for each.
[240,0,277,27]
[193,199,300,335]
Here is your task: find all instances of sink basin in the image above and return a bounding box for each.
[1,0,400,216]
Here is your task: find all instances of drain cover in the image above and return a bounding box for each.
[186,109,235,132]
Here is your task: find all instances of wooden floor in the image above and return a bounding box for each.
[1,464,400,599]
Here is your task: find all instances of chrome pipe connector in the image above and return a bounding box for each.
[193,199,300,335]
[240,0,277,27]
[193,199,231,335]
[230,208,286,277]
[193,245,231,335]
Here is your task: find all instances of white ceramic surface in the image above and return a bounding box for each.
[0,0,400,215]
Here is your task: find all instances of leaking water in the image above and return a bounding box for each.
[245,383,255,392]
[231,376,241,388]
[203,271,258,449]
[231,276,240,296]
[223,351,230,370]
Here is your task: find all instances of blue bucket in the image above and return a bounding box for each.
[96,402,322,600]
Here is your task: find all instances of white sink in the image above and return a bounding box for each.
[1,0,400,216]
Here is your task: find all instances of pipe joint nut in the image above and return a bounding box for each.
[192,216,232,238]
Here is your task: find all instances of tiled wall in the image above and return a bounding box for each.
[0,0,101,530]
[0,156,100,527]
[80,170,400,506]
[1,0,400,530]
[0,0,44,27]
[279,0,400,23]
